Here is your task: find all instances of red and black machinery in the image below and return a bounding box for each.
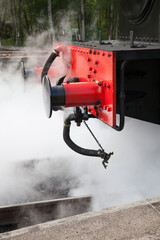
[22,0,160,168]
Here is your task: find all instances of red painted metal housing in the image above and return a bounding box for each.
[64,81,100,107]
[37,44,117,127]
[67,45,116,127]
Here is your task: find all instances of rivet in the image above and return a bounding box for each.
[102,82,106,87]
[93,69,97,74]
[107,106,112,112]
[103,105,107,110]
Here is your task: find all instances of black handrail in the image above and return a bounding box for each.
[113,60,128,131]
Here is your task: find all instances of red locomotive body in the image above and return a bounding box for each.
[22,0,160,167]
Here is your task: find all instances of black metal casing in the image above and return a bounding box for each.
[72,0,160,126]
[119,0,160,42]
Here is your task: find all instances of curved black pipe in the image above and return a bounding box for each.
[63,115,102,157]
[63,114,114,165]
[41,50,59,81]
[63,113,113,168]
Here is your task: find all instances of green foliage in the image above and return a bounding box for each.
[0,0,118,46]
[2,38,14,46]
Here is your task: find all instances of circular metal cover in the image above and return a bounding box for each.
[42,75,52,118]
[119,0,154,24]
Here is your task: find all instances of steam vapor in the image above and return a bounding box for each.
[0,60,160,210]
[0,12,160,211]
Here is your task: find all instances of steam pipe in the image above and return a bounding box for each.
[41,45,66,80]
[41,50,59,80]
[63,114,108,159]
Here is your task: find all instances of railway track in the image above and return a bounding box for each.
[0,49,27,60]
[0,196,91,234]
[0,48,48,60]
[0,49,48,68]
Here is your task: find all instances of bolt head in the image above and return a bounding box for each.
[107,106,112,112]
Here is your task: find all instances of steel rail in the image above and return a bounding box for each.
[0,196,91,233]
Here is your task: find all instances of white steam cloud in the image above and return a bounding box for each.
[0,61,160,210]
[0,11,160,210]
[68,117,160,210]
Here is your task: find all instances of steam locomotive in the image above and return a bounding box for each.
[23,0,160,168]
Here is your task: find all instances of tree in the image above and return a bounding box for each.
[10,0,19,46]
[80,0,85,41]
[0,0,119,46]
[48,0,54,42]
[18,0,24,45]
[0,0,8,46]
